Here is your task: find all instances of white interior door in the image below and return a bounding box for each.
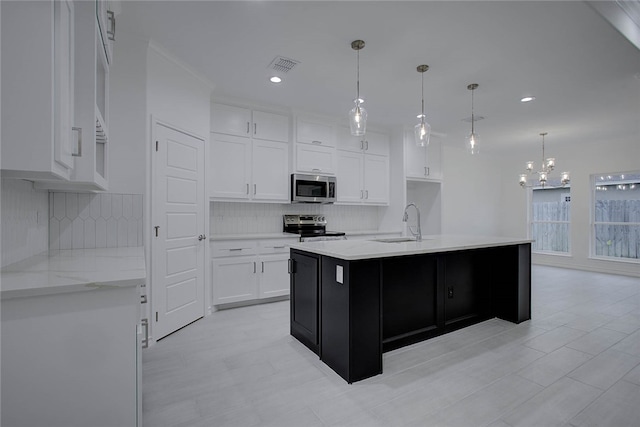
[152,123,205,340]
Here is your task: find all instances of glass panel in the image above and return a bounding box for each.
[592,172,640,260]
[595,224,640,259]
[532,222,570,252]
[531,187,570,253]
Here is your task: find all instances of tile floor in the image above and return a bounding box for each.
[142,266,640,426]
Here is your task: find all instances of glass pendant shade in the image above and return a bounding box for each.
[349,101,367,136]
[414,65,430,146]
[526,161,534,172]
[545,158,555,171]
[466,132,480,154]
[414,116,431,147]
[538,170,548,186]
[519,174,528,187]
[466,83,480,155]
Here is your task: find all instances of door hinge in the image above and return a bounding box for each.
[155,311,159,322]
[154,226,159,237]
[156,140,159,151]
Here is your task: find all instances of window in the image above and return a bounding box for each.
[593,172,640,261]
[530,186,571,253]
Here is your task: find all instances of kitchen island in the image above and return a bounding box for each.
[289,235,531,383]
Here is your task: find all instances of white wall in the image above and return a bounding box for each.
[0,179,48,267]
[146,42,211,138]
[441,145,504,236]
[500,135,640,277]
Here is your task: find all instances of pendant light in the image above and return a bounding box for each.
[518,132,570,188]
[466,83,480,154]
[415,65,431,147]
[349,40,367,136]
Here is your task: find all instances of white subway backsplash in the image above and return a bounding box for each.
[1,179,49,267]
[49,192,143,250]
[210,202,379,235]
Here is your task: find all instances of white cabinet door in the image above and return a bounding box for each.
[210,134,251,199]
[252,140,289,201]
[253,110,289,142]
[363,131,390,157]
[212,257,259,304]
[405,130,442,180]
[211,104,252,137]
[1,0,74,181]
[297,117,336,146]
[337,150,365,203]
[258,254,290,298]
[364,154,390,205]
[336,126,363,152]
[295,143,336,175]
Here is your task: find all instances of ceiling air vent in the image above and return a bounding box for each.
[268,56,300,74]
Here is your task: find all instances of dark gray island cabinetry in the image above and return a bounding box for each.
[289,235,532,383]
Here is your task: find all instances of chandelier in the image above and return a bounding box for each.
[519,132,570,188]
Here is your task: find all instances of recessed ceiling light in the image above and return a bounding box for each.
[269,76,282,83]
[520,96,536,103]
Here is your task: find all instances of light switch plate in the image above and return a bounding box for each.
[336,265,343,284]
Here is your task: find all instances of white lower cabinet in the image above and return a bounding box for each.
[211,237,296,306]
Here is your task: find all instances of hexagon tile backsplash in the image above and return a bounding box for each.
[49,192,143,250]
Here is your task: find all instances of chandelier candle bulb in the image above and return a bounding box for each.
[519,174,528,187]
[526,161,535,172]
[546,158,555,171]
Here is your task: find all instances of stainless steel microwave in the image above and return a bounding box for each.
[291,174,336,204]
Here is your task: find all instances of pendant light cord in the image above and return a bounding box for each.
[356,48,360,102]
[421,72,425,124]
[471,88,475,134]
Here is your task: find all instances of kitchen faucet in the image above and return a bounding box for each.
[403,203,422,242]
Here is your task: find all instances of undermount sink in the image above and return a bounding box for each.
[373,237,421,243]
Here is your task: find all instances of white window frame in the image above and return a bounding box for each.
[590,172,640,263]
[529,185,571,256]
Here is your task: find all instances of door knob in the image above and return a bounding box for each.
[198,234,206,241]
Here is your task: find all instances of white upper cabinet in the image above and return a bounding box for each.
[210,103,290,202]
[1,0,76,181]
[294,116,337,175]
[336,127,390,205]
[211,104,289,143]
[404,130,442,181]
[95,0,115,65]
[296,117,336,146]
[337,127,389,157]
[1,0,113,191]
[252,110,289,142]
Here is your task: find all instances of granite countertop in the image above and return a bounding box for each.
[290,234,532,261]
[1,247,146,300]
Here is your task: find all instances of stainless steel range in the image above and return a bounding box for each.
[283,214,347,242]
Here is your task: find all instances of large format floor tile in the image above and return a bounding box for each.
[143,266,640,427]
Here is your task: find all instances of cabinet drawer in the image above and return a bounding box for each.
[211,240,258,257]
[259,238,298,254]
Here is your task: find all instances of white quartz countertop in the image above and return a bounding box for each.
[289,234,532,261]
[209,230,402,241]
[1,247,146,300]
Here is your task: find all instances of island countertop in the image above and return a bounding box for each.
[290,234,532,261]
[1,247,146,300]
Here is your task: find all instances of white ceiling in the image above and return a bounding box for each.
[118,1,640,153]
